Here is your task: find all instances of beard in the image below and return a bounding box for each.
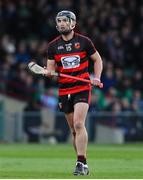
[58,27,72,35]
[60,30,72,35]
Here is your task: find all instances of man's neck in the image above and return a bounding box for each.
[62,31,74,41]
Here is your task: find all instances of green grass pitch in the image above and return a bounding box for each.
[0,143,143,178]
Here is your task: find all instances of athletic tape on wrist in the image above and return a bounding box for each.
[94,77,101,82]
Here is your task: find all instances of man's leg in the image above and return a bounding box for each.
[73,102,89,175]
[74,102,89,158]
[65,113,77,154]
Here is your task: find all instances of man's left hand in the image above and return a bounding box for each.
[91,78,103,88]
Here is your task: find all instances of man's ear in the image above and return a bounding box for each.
[71,21,76,29]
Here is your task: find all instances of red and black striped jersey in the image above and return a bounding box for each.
[47,32,96,96]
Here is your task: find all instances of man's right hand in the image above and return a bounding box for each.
[43,67,58,77]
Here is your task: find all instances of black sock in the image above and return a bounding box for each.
[77,155,87,165]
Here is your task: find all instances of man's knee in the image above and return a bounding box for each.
[74,121,84,131]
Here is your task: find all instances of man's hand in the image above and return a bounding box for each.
[91,77,103,88]
[43,67,55,77]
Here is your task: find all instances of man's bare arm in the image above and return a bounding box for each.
[46,59,56,76]
[90,51,103,86]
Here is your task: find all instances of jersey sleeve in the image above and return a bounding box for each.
[47,43,55,60]
[86,38,96,56]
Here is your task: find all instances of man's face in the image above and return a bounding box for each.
[56,16,75,35]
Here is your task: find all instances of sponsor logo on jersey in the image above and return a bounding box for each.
[61,55,80,69]
[58,45,64,50]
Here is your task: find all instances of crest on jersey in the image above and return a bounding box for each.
[61,55,80,69]
[74,42,80,49]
